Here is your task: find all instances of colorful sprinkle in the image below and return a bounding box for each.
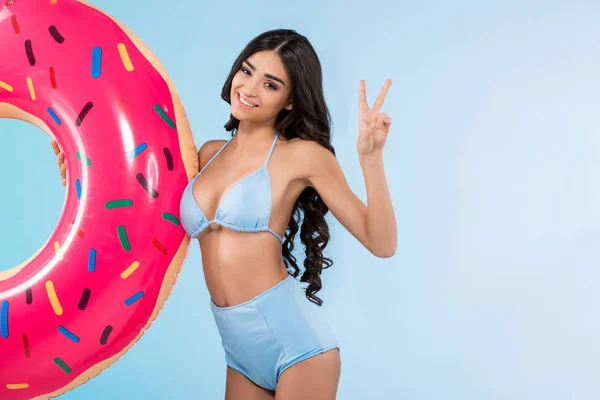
[1,300,8,338]
[100,326,113,345]
[91,46,102,78]
[25,39,35,66]
[75,179,82,199]
[58,326,80,343]
[45,281,63,316]
[77,227,85,238]
[48,25,64,43]
[0,81,13,92]
[54,357,71,374]
[54,241,63,260]
[10,14,19,34]
[117,43,134,71]
[26,77,36,100]
[105,199,133,209]
[22,334,30,358]
[75,101,93,126]
[126,143,147,160]
[78,288,91,310]
[124,291,144,306]
[88,248,96,272]
[118,225,131,251]
[50,0,58,4]
[25,287,32,304]
[154,104,176,128]
[49,66,57,89]
[76,151,91,166]
[47,107,61,125]
[162,212,180,226]
[6,384,29,390]
[152,238,168,255]
[163,147,174,170]
[121,261,140,279]
[136,173,158,198]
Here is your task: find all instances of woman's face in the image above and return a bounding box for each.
[230,50,293,124]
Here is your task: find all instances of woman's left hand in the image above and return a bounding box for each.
[357,79,392,158]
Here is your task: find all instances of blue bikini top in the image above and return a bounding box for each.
[179,133,285,242]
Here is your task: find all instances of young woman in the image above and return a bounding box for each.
[53,29,396,400]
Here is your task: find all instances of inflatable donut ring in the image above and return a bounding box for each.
[0,0,198,398]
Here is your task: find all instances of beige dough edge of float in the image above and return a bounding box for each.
[0,0,200,398]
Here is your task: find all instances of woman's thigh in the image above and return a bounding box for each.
[225,367,275,400]
[275,349,341,400]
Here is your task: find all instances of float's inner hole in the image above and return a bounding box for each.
[0,118,64,273]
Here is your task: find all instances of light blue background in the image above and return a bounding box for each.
[2,0,599,399]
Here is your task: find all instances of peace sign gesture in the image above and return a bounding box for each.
[357,79,392,158]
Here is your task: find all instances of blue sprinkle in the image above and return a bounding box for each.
[124,291,144,306]
[58,325,80,343]
[48,107,61,125]
[91,46,102,78]
[126,143,147,160]
[1,300,8,339]
[88,248,96,272]
[76,179,81,199]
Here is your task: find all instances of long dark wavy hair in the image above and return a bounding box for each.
[220,29,334,305]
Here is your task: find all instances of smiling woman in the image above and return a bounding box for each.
[176,29,396,400]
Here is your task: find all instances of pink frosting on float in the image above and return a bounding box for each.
[0,0,192,398]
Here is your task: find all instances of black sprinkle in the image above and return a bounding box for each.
[136,173,159,198]
[75,102,93,126]
[25,288,32,305]
[78,288,91,310]
[48,25,64,44]
[163,148,174,171]
[100,326,113,345]
[25,39,35,66]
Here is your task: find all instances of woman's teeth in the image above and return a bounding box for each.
[239,94,257,107]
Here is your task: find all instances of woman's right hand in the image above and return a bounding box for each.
[51,139,67,186]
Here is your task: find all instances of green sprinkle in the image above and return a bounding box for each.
[162,212,180,226]
[154,104,176,129]
[76,152,91,166]
[105,199,133,209]
[54,357,72,374]
[118,225,131,251]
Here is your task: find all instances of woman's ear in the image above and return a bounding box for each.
[284,101,293,111]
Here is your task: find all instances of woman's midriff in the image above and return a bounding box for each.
[197,227,289,307]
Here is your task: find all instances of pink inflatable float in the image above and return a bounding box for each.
[0,0,197,398]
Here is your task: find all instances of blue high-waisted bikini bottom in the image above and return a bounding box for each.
[210,274,339,391]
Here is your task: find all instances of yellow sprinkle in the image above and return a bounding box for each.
[50,0,58,4]
[26,77,36,100]
[7,383,29,390]
[46,281,63,316]
[54,241,63,260]
[121,261,140,279]
[117,43,134,72]
[0,81,13,92]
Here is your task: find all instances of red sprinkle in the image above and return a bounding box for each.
[49,67,57,89]
[10,14,20,34]
[151,238,168,255]
[22,334,30,358]
[77,228,85,238]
